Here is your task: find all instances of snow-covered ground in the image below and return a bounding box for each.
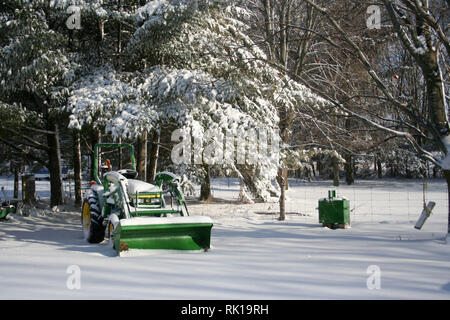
[0,177,449,299]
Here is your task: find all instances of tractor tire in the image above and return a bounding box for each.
[81,192,105,244]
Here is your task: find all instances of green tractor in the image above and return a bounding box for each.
[82,143,213,255]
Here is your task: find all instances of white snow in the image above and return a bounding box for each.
[0,177,449,299]
[126,179,160,195]
[120,216,213,227]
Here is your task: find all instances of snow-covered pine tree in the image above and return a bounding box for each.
[68,0,329,203]
[0,0,78,207]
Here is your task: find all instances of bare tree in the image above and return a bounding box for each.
[301,0,449,232]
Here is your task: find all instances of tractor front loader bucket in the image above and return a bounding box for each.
[113,216,213,255]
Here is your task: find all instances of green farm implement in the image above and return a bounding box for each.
[81,143,213,255]
[0,187,21,220]
[0,203,17,220]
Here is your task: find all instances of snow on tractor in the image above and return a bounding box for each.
[81,143,213,255]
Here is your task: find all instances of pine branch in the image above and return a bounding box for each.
[1,128,50,152]
[0,137,47,166]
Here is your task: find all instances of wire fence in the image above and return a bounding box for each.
[2,174,447,237]
[7,176,445,220]
[288,178,447,224]
[63,179,93,201]
[5,175,445,230]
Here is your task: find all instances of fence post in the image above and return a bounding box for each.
[21,174,36,205]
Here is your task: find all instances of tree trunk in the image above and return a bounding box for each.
[317,159,322,176]
[284,169,289,190]
[136,131,147,181]
[422,45,448,138]
[277,168,286,221]
[73,130,82,208]
[311,160,316,177]
[377,159,382,178]
[345,153,354,185]
[47,123,64,207]
[237,166,265,199]
[147,131,160,183]
[277,103,294,220]
[263,0,275,61]
[294,4,315,75]
[279,0,291,69]
[444,170,450,234]
[118,136,123,169]
[374,156,377,175]
[333,156,340,187]
[90,129,100,181]
[199,165,212,201]
[117,0,122,54]
[405,159,411,178]
[14,167,19,199]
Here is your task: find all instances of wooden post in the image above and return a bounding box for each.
[22,174,36,205]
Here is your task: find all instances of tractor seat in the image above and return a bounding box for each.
[117,169,139,179]
[127,179,160,195]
